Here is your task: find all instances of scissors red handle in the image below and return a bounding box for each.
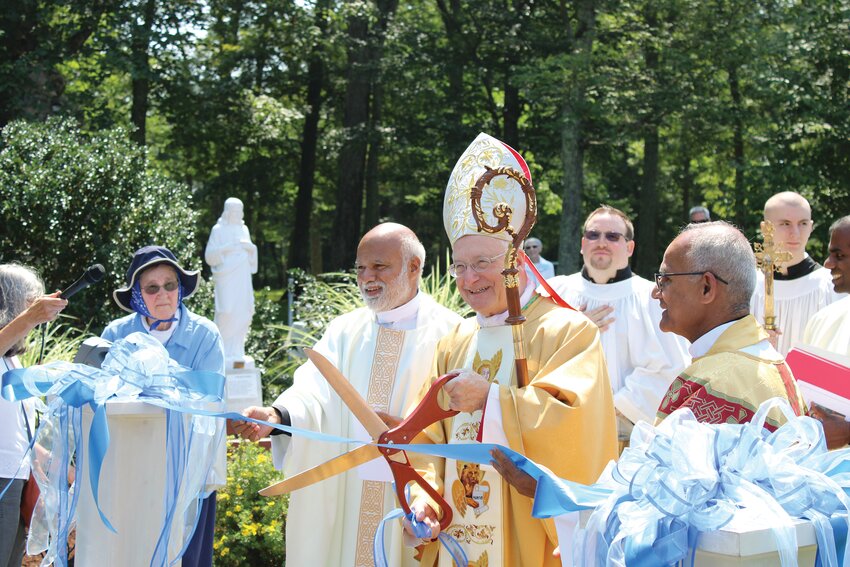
[378,372,459,531]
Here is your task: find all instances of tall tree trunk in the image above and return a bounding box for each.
[559,103,584,275]
[728,64,746,228]
[364,81,383,231]
[436,0,468,156]
[363,0,397,231]
[288,1,328,271]
[634,5,660,275]
[557,0,596,275]
[330,0,398,269]
[329,10,370,270]
[635,127,659,273]
[130,0,157,146]
[503,79,520,148]
[680,147,693,220]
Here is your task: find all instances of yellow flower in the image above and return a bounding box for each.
[221,547,230,557]
[218,493,230,501]
[235,487,244,496]
[234,505,242,513]
[226,511,233,517]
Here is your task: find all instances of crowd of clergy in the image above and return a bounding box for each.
[232,135,850,566]
[2,132,849,567]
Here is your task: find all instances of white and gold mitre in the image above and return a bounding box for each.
[443,132,533,246]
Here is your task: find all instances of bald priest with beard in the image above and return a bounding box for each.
[235,223,462,566]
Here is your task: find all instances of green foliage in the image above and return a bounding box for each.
[244,288,288,372]
[214,440,286,566]
[421,251,471,318]
[261,265,467,403]
[19,318,89,367]
[0,118,199,329]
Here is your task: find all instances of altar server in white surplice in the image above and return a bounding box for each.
[803,216,850,449]
[750,192,846,355]
[546,205,690,435]
[234,223,462,567]
[804,216,850,356]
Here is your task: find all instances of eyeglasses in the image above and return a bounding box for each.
[142,281,179,295]
[449,252,506,278]
[523,244,539,250]
[584,230,628,243]
[690,218,710,224]
[653,271,729,291]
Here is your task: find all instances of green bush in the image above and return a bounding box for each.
[215,441,287,566]
[0,118,199,330]
[20,318,89,366]
[260,262,468,402]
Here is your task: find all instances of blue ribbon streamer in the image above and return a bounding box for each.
[1,333,225,567]
[6,341,850,567]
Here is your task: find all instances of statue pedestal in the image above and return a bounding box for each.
[225,357,263,413]
[76,401,182,567]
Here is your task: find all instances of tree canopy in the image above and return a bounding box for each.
[2,0,847,284]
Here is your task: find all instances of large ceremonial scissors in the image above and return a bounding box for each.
[260,348,460,531]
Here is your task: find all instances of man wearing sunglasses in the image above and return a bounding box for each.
[750,191,845,355]
[653,222,805,430]
[546,206,689,441]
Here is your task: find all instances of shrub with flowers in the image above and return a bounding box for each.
[215,440,287,566]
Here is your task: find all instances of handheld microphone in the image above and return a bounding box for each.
[60,264,106,299]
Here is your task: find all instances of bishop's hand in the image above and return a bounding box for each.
[442,369,490,413]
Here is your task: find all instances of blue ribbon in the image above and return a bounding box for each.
[1,332,225,567]
[6,345,850,567]
[373,484,468,567]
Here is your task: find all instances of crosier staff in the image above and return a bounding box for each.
[470,165,537,388]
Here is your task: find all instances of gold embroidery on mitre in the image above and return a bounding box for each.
[443,133,530,246]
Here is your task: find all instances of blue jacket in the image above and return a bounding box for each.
[101,304,225,375]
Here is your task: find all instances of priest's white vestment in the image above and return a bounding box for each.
[546,273,691,425]
[270,293,462,567]
[750,266,845,355]
[804,295,850,356]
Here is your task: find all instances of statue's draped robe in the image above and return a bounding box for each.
[204,221,257,360]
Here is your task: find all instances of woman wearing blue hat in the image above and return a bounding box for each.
[101,245,225,567]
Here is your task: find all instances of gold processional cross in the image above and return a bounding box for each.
[753,220,793,331]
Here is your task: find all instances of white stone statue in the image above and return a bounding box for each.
[205,197,258,366]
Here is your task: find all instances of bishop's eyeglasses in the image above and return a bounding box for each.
[449,252,506,278]
[653,271,729,292]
